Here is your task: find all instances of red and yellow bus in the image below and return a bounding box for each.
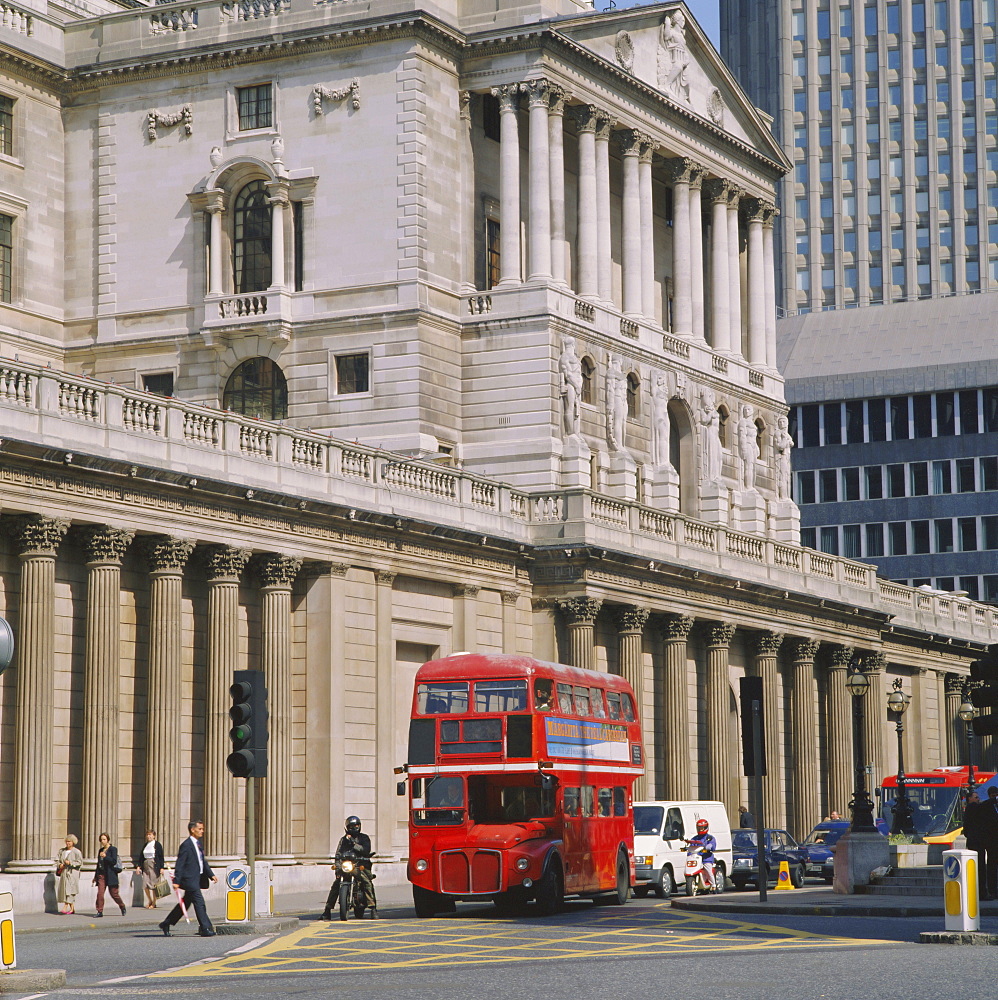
[402,653,645,916]
[880,766,996,840]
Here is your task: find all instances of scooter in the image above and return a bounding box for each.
[682,841,720,897]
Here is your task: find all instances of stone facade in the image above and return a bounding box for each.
[0,0,993,907]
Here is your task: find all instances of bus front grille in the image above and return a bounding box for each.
[439,850,502,894]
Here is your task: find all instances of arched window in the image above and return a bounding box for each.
[223,357,288,420]
[581,356,596,405]
[626,373,640,418]
[233,180,272,293]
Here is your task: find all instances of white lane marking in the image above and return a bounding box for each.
[225,935,272,954]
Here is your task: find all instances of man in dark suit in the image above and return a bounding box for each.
[159,820,217,937]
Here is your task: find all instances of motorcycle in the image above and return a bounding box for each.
[682,841,720,897]
[333,855,378,920]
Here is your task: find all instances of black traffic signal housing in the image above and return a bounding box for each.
[969,644,998,737]
[227,669,268,777]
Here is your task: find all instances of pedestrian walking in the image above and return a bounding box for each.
[980,785,998,900]
[962,791,987,900]
[737,805,755,829]
[159,820,217,937]
[93,832,126,917]
[55,834,83,915]
[133,829,166,909]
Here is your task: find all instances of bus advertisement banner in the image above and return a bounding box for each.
[545,716,629,762]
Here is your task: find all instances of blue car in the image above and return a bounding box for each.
[800,821,852,883]
[729,829,808,890]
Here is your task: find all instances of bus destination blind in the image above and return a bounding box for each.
[544,716,630,762]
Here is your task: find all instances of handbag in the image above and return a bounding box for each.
[155,877,172,899]
[113,858,123,873]
[55,863,65,877]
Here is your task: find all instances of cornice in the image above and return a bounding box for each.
[0,43,71,89]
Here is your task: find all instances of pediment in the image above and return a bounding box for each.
[556,6,785,165]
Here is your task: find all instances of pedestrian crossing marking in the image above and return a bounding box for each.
[152,905,892,977]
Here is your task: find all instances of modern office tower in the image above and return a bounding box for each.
[722,0,998,315]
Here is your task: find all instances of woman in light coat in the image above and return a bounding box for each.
[55,834,83,915]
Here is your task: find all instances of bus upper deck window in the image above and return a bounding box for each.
[606,691,622,719]
[475,679,527,713]
[533,678,553,710]
[589,687,606,718]
[573,686,591,716]
[557,683,574,712]
[418,682,469,714]
[620,693,636,722]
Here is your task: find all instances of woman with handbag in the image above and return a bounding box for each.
[93,832,126,917]
[55,834,83,915]
[133,829,166,909]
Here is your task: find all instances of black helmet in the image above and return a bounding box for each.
[345,816,362,834]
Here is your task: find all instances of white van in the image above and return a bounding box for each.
[632,800,733,897]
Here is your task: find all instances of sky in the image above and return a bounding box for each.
[594,1,720,48]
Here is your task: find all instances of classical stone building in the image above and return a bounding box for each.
[0,0,994,906]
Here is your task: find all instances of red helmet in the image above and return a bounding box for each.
[696,818,709,832]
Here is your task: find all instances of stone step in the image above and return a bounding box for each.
[858,884,943,897]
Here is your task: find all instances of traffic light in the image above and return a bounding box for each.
[226,669,268,778]
[969,644,998,737]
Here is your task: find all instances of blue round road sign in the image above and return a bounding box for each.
[944,855,961,880]
[226,868,248,890]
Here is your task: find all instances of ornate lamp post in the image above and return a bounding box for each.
[846,663,877,831]
[958,686,978,792]
[886,678,914,835]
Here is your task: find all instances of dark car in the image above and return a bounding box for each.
[729,828,808,890]
[800,821,851,883]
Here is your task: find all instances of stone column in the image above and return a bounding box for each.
[704,622,736,813]
[559,596,603,672]
[638,141,656,320]
[745,198,768,366]
[595,112,615,305]
[7,515,69,870]
[523,79,552,282]
[374,571,400,852]
[500,590,519,655]
[861,652,889,788]
[458,92,476,293]
[944,673,964,767]
[79,525,133,857]
[142,535,195,848]
[205,189,225,296]
[266,179,289,290]
[615,606,650,799]
[787,638,820,841]
[825,645,855,818]
[658,615,694,800]
[727,187,743,356]
[252,552,301,859]
[573,106,599,300]
[452,584,479,653]
[492,84,521,287]
[752,630,785,830]
[704,178,730,353]
[666,158,694,336]
[690,168,706,341]
[203,544,251,859]
[762,205,778,368]
[548,86,568,287]
[618,130,644,317]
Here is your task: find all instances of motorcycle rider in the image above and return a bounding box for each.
[686,817,718,890]
[320,816,377,919]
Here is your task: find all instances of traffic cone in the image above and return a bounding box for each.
[774,860,794,890]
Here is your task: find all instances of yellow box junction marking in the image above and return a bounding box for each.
[153,907,891,978]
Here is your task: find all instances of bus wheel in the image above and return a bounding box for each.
[534,859,564,916]
[611,850,630,905]
[413,885,443,919]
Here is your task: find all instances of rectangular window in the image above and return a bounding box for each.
[936,392,955,435]
[982,456,998,490]
[890,396,910,439]
[868,398,887,440]
[142,373,174,397]
[485,218,501,290]
[933,461,952,494]
[0,95,11,158]
[801,404,820,448]
[957,458,976,492]
[797,471,816,504]
[961,577,981,600]
[842,467,860,500]
[865,465,884,499]
[935,519,954,553]
[866,523,885,557]
[843,524,862,559]
[887,464,906,497]
[801,527,816,549]
[912,520,930,553]
[820,526,839,555]
[819,469,838,503]
[334,353,370,394]
[985,388,998,432]
[292,201,304,291]
[913,394,933,437]
[889,522,908,555]
[959,389,980,433]
[845,400,865,443]
[823,403,843,445]
[482,93,501,142]
[987,576,998,604]
[959,517,978,551]
[910,462,929,495]
[984,516,998,549]
[0,213,10,303]
[237,84,273,131]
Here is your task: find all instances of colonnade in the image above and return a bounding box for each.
[4,514,301,871]
[485,80,778,367]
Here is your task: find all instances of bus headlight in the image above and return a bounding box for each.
[515,857,529,871]
[415,859,428,872]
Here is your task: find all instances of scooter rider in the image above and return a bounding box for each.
[321,816,377,919]
[687,818,717,889]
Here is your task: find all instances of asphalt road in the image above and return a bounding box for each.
[9,896,996,1000]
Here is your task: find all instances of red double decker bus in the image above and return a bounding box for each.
[402,653,644,917]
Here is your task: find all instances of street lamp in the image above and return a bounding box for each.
[958,686,978,792]
[886,678,914,835]
[846,662,877,831]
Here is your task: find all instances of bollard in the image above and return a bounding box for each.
[253,862,273,917]
[224,866,251,923]
[942,849,979,932]
[0,879,15,970]
[773,860,793,890]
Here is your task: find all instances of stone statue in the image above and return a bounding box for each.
[651,372,672,468]
[774,414,793,500]
[698,388,722,484]
[659,11,691,103]
[558,335,582,437]
[736,404,759,492]
[605,356,627,452]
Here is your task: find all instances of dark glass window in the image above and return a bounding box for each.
[910,462,929,495]
[223,356,288,419]
[335,353,369,394]
[819,469,838,503]
[889,522,908,555]
[845,400,865,443]
[801,405,820,448]
[0,96,11,158]
[797,471,816,504]
[887,464,906,497]
[984,516,998,549]
[868,398,887,440]
[912,520,930,553]
[237,84,273,130]
[233,180,272,294]
[820,527,839,555]
[485,218,500,290]
[801,527,817,549]
[0,213,10,303]
[890,396,910,439]
[957,458,976,491]
[912,394,933,437]
[866,523,885,557]
[933,461,952,494]
[842,467,860,500]
[482,93,501,142]
[959,517,978,551]
[936,392,955,435]
[982,456,998,490]
[935,519,954,552]
[292,201,304,291]
[986,576,998,604]
[823,403,843,444]
[843,524,861,558]
[959,390,980,433]
[143,372,174,396]
[865,466,884,499]
[985,388,998,432]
